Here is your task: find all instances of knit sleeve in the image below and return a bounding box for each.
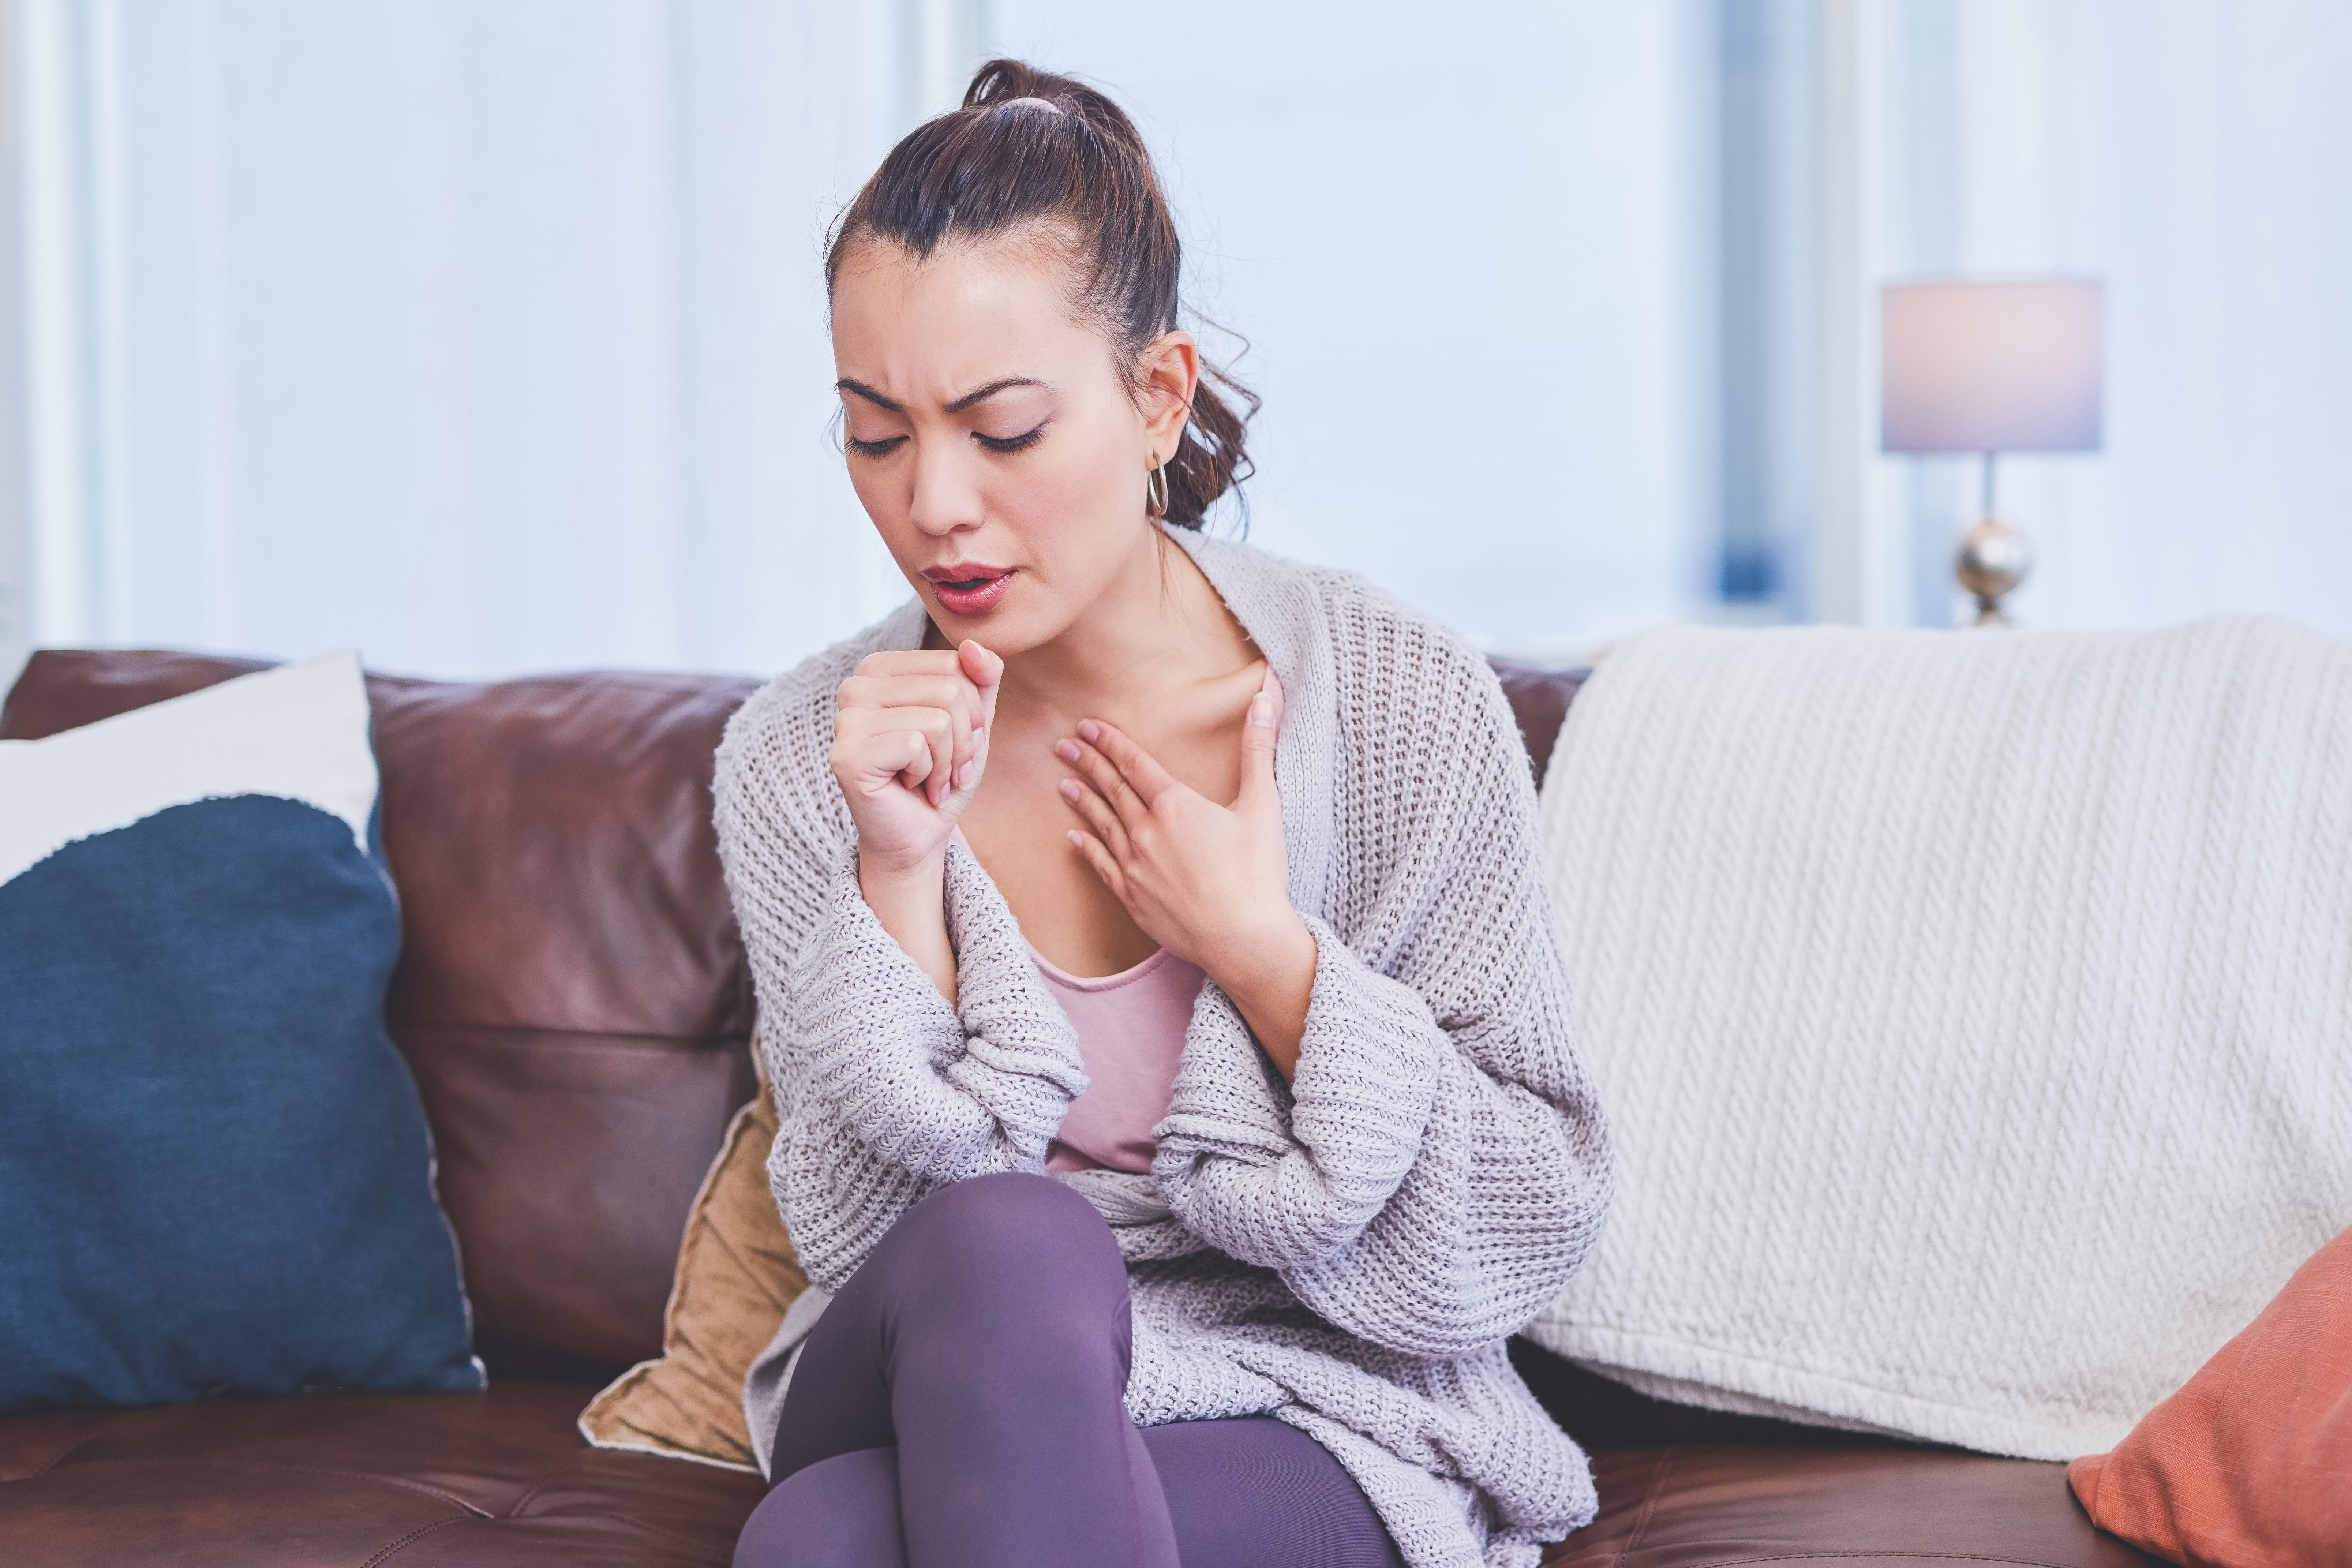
[768,843,1088,1291]
[713,664,1089,1295]
[1152,609,1614,1359]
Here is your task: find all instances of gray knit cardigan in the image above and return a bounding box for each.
[711,528,1615,1568]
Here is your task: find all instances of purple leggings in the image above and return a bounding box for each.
[732,1172,1404,1568]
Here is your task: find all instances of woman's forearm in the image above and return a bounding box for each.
[1202,913,1318,1080]
[859,848,958,1004]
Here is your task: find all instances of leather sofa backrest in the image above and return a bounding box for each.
[3,647,1585,1376]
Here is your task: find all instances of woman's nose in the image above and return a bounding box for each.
[908,445,984,536]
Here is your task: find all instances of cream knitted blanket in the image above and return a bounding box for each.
[1526,617,2352,1460]
[714,530,1615,1568]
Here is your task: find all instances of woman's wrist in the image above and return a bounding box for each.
[858,845,958,1003]
[1202,910,1318,1079]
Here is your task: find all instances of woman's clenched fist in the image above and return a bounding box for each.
[830,640,1003,877]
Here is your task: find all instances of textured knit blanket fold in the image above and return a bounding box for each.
[1525,617,2352,1461]
[712,529,1616,1568]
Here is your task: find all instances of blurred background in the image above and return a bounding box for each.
[0,0,2345,686]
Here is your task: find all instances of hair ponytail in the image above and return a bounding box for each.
[827,60,1256,528]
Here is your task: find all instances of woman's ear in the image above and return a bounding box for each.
[1139,330,1199,461]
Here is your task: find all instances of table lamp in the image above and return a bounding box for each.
[1881,278,2104,625]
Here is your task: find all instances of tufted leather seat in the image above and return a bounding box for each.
[0,650,2152,1568]
[0,1385,764,1567]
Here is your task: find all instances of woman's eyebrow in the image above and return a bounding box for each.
[835,375,1047,416]
[945,377,1046,414]
[836,378,903,413]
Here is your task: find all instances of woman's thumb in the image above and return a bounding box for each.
[1237,686,1280,806]
[959,639,1005,727]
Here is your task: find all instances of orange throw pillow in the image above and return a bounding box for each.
[2069,1225,2352,1566]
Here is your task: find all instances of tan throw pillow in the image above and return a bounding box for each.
[577,1081,804,1471]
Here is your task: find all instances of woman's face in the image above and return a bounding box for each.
[829,233,1194,655]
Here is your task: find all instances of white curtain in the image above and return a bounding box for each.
[1868,0,2352,634]
[2,0,1715,682]
[4,1,2346,686]
[9,0,925,681]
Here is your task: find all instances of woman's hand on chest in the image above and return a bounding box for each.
[1047,669,1317,1076]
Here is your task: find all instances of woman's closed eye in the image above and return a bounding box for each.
[844,433,907,459]
[974,423,1046,454]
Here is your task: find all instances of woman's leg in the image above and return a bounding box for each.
[1143,1416,1405,1568]
[737,1171,1179,1568]
[732,1447,903,1568]
[735,1415,1406,1568]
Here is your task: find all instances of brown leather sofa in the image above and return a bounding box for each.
[0,649,2158,1568]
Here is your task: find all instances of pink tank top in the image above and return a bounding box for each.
[941,827,1206,1174]
[973,664,1276,1174]
[1035,945,1206,1173]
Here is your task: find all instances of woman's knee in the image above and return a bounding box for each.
[906,1169,1106,1234]
[734,1447,904,1568]
[881,1171,1121,1295]
[1141,1418,1404,1568]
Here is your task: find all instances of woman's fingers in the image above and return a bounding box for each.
[831,722,932,795]
[1231,686,1283,821]
[1056,734,1148,834]
[851,648,962,681]
[840,664,984,800]
[1056,721,1189,840]
[947,719,991,801]
[880,705,953,801]
[839,671,972,721]
[1078,721,1179,806]
[1058,775,1128,858]
[957,640,1004,732]
[922,708,960,802]
[836,706,952,797]
[1067,829,1126,900]
[839,671,979,779]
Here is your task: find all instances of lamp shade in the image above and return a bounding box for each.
[1881,278,2103,453]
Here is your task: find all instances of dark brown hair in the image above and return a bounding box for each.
[825,59,1256,529]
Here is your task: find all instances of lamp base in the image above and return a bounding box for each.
[1956,516,2030,627]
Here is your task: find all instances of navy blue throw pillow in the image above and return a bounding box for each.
[0,653,482,1410]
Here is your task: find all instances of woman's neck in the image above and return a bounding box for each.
[944,521,1271,983]
[999,528,1255,718]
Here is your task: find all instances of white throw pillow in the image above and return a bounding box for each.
[0,649,377,883]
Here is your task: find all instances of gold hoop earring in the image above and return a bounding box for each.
[1145,457,1169,520]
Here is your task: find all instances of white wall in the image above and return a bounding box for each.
[985,0,1717,658]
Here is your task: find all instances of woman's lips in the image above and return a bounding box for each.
[925,566,1015,616]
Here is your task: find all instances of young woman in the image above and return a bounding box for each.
[715,61,1613,1568]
